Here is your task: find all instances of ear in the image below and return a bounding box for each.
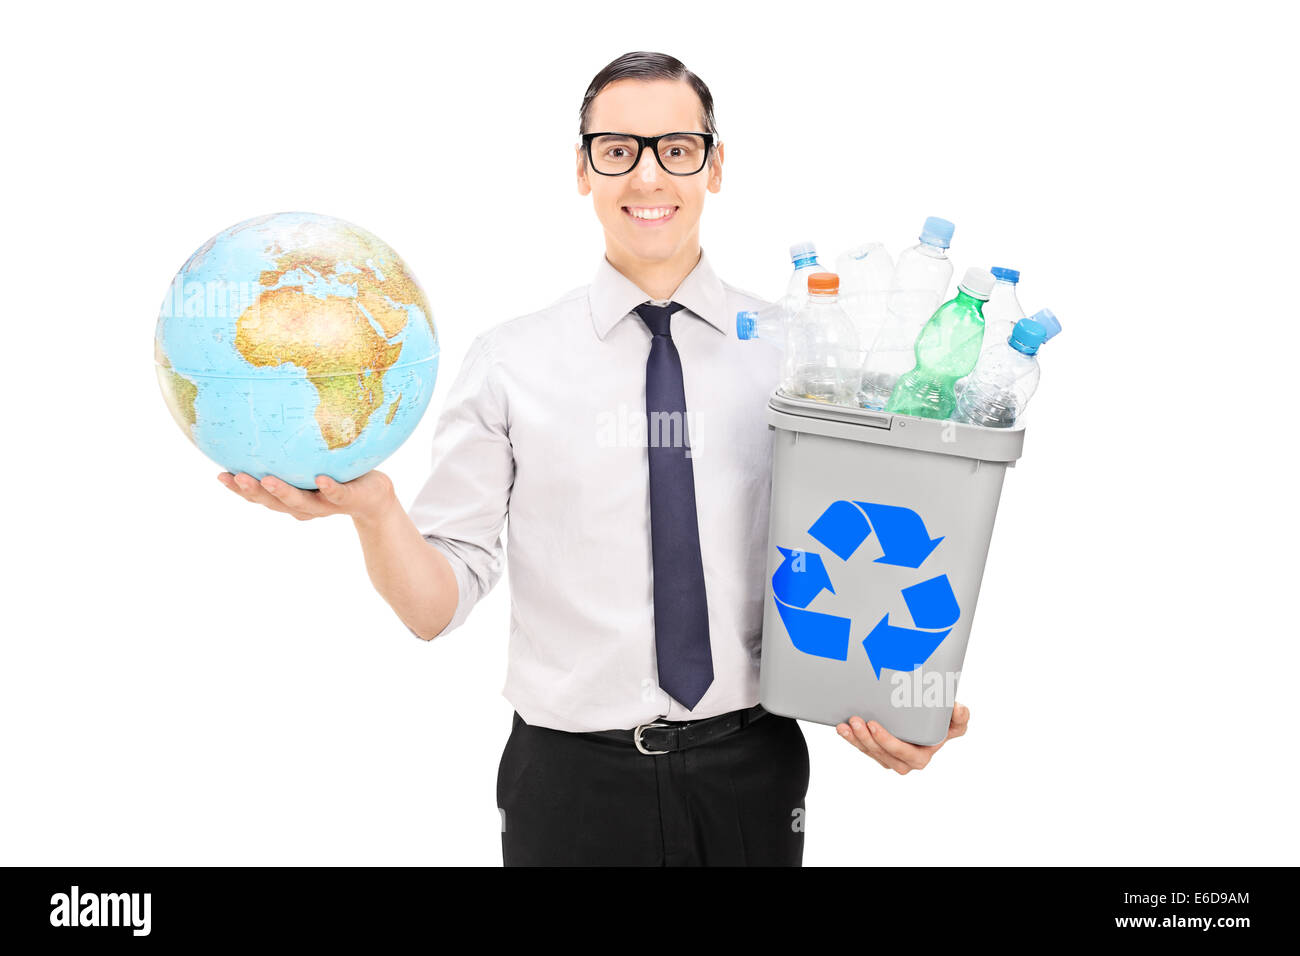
[576,143,591,196]
[707,141,724,194]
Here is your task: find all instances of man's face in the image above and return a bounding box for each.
[577,78,723,265]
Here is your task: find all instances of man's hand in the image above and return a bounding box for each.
[217,470,395,526]
[835,702,969,774]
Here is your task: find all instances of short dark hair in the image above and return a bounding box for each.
[578,51,718,170]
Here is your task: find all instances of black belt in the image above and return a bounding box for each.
[584,704,769,755]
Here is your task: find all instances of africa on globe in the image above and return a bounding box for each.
[154,211,439,489]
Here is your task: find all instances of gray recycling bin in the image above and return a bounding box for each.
[758,390,1025,745]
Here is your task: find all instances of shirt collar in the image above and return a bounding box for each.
[588,247,730,340]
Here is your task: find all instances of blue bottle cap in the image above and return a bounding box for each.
[736,310,757,340]
[991,266,1021,283]
[1009,318,1047,355]
[919,216,955,249]
[788,241,817,261]
[1030,307,1061,340]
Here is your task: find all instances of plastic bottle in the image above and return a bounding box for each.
[887,217,956,324]
[735,241,828,344]
[978,267,1025,359]
[984,266,1025,321]
[781,272,861,406]
[884,266,994,420]
[958,306,1061,398]
[736,305,785,342]
[737,301,799,400]
[835,241,895,371]
[953,317,1049,427]
[986,305,1061,358]
[859,216,956,409]
[786,241,828,299]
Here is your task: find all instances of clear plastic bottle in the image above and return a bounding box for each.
[737,302,798,399]
[984,305,1060,362]
[859,216,955,409]
[978,266,1025,358]
[836,241,895,372]
[782,272,861,406]
[953,317,1049,427]
[884,266,994,420]
[736,306,784,342]
[734,240,828,344]
[786,240,828,299]
[958,306,1061,399]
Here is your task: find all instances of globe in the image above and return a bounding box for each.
[154,211,439,490]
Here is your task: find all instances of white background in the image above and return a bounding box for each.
[3,0,1296,866]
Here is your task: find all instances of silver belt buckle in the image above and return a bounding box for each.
[634,721,670,755]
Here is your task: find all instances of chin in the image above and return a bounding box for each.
[624,237,682,260]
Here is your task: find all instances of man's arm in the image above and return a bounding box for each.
[400,328,513,639]
[351,490,459,642]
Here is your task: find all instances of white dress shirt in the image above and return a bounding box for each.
[405,248,781,732]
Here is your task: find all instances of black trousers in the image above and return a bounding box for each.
[497,709,810,866]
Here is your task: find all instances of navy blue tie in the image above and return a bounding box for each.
[635,301,714,711]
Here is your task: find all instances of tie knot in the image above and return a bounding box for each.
[635,300,685,337]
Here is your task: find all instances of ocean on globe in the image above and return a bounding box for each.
[154,211,439,490]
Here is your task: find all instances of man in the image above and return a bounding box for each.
[218,51,969,866]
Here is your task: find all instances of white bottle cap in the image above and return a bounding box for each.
[957,267,995,300]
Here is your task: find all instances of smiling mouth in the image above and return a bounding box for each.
[622,205,679,226]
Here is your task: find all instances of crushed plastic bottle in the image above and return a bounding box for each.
[835,242,895,369]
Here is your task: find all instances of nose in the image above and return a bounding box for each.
[634,144,663,185]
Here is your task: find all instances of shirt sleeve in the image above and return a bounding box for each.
[403,330,513,639]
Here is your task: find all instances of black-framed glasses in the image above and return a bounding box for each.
[582,131,716,176]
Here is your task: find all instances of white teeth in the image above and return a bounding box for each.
[627,206,674,220]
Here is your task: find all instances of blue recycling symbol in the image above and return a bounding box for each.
[771,500,960,679]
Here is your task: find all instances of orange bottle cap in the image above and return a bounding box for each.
[807,272,839,294]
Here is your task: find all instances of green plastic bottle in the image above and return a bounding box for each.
[885,267,996,420]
